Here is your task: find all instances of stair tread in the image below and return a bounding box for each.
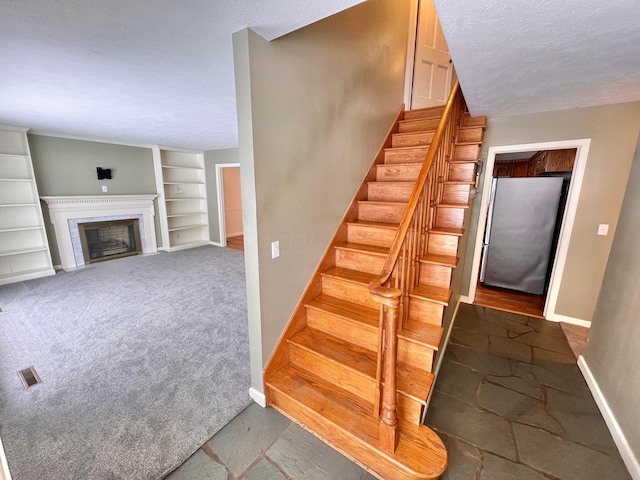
[399,320,443,351]
[335,242,389,256]
[307,294,379,328]
[410,284,452,305]
[346,220,400,230]
[358,200,408,206]
[444,180,474,185]
[290,327,376,378]
[291,327,434,403]
[267,365,447,478]
[368,181,416,185]
[437,202,470,209]
[384,145,429,153]
[420,253,459,267]
[392,130,435,137]
[429,226,464,236]
[321,266,378,286]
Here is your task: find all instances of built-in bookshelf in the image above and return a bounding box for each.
[153,147,209,251]
[0,127,54,284]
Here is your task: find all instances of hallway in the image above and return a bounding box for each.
[424,304,629,479]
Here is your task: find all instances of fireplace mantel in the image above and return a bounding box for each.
[41,195,159,270]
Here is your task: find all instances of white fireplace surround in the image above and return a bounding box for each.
[41,195,159,270]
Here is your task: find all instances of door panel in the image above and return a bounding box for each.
[411,0,453,109]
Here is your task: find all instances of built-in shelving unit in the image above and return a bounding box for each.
[0,126,55,285]
[153,147,209,251]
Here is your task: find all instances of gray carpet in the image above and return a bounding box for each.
[0,246,251,480]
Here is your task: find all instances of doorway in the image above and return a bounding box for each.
[215,163,243,251]
[468,139,591,320]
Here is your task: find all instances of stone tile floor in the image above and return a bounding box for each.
[424,304,630,479]
[166,303,630,479]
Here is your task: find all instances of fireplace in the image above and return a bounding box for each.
[79,219,142,264]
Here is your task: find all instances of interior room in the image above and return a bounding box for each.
[2,0,640,479]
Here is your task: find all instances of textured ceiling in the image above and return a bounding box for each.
[0,0,364,150]
[434,0,640,118]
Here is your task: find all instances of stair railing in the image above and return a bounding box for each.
[369,81,465,454]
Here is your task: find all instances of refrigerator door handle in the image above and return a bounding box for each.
[480,244,489,283]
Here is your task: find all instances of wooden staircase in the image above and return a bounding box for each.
[264,84,486,479]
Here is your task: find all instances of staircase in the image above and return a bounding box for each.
[264,84,486,479]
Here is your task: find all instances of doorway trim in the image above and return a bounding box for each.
[467,138,592,326]
[403,0,420,108]
[214,163,240,248]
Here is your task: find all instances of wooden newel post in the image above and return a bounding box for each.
[379,298,400,454]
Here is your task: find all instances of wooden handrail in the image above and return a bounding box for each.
[369,81,463,454]
[368,80,460,299]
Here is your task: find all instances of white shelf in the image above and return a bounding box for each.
[0,246,48,257]
[153,148,209,250]
[0,127,54,284]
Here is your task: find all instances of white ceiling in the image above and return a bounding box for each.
[0,0,364,150]
[434,0,640,118]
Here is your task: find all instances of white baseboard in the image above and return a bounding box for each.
[249,387,266,408]
[546,312,591,328]
[458,295,471,304]
[578,356,640,479]
[53,264,63,271]
[0,435,12,480]
[226,232,243,238]
[209,241,224,247]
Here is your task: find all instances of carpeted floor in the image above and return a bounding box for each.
[0,246,251,480]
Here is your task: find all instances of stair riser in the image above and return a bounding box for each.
[408,297,445,325]
[392,131,435,148]
[321,276,379,309]
[453,144,480,161]
[306,307,378,351]
[358,203,406,224]
[434,207,465,230]
[335,248,386,275]
[398,395,425,425]
[428,233,460,257]
[447,163,475,183]
[368,183,414,202]
[442,184,471,205]
[398,340,435,372]
[288,342,375,402]
[384,148,428,164]
[404,106,445,120]
[377,165,421,182]
[347,224,397,248]
[418,263,453,289]
[463,114,487,128]
[458,127,484,144]
[398,118,440,133]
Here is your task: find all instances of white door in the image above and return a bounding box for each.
[410,0,453,109]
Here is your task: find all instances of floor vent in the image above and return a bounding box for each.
[18,366,42,388]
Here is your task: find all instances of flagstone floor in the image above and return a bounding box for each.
[165,304,630,479]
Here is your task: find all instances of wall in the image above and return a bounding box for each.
[28,134,157,264]
[222,167,243,236]
[204,148,240,244]
[583,133,640,469]
[461,101,640,322]
[233,0,411,392]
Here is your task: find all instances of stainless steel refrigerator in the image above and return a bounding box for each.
[480,177,564,295]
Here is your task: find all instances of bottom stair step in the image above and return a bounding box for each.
[266,365,447,480]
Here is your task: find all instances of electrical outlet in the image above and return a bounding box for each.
[271,241,280,259]
[597,224,609,236]
[102,185,108,193]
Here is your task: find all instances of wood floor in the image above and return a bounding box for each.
[226,235,244,252]
[473,282,545,318]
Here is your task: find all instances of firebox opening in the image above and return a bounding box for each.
[78,219,142,264]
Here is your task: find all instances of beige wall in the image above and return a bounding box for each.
[584,133,640,464]
[28,134,157,265]
[461,101,640,322]
[233,0,411,391]
[204,148,240,244]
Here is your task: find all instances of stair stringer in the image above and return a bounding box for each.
[262,104,405,390]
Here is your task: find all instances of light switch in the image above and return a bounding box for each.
[271,241,280,259]
[102,185,108,193]
[597,224,609,236]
